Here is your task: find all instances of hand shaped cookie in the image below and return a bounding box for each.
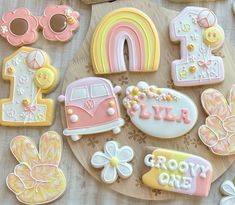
[198,85,235,155]
[6,131,66,204]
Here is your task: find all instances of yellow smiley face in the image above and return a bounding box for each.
[34,67,55,90]
[203,26,223,47]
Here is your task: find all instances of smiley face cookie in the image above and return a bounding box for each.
[0,47,59,126]
[169,7,225,86]
[142,147,213,196]
[123,81,198,139]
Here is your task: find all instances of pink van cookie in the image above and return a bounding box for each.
[0,8,39,46]
[58,77,124,141]
[39,5,80,42]
[169,7,225,86]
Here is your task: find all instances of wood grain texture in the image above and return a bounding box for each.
[0,0,235,205]
[61,0,235,201]
[81,0,113,4]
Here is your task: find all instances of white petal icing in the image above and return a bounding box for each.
[220,180,235,205]
[91,151,110,168]
[104,141,118,158]
[117,162,133,178]
[220,196,235,205]
[101,164,117,184]
[117,146,134,163]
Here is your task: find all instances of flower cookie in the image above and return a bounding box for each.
[39,5,79,42]
[123,81,198,139]
[58,77,124,141]
[198,85,235,156]
[142,147,213,196]
[220,179,235,205]
[91,7,160,74]
[91,141,134,184]
[169,7,225,86]
[6,131,66,204]
[0,47,59,126]
[0,8,39,46]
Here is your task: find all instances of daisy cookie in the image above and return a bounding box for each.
[169,7,225,86]
[91,141,134,184]
[0,47,59,126]
[6,131,66,204]
[123,81,198,139]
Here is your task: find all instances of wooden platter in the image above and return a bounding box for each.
[60,0,235,200]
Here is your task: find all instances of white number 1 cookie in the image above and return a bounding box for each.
[0,47,59,126]
[170,7,225,86]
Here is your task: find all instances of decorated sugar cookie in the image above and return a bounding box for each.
[123,81,198,138]
[198,85,235,156]
[142,147,213,196]
[58,77,124,141]
[220,179,235,205]
[0,8,39,46]
[91,141,134,184]
[6,131,66,204]
[91,7,160,74]
[169,7,225,86]
[39,5,79,42]
[0,47,59,126]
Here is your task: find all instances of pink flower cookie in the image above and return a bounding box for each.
[39,5,79,42]
[198,85,235,156]
[0,8,39,46]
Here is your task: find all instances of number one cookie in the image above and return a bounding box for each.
[91,8,160,74]
[0,47,59,126]
[169,7,225,86]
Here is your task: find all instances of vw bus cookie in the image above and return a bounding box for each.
[0,47,59,126]
[58,77,124,141]
[123,81,198,139]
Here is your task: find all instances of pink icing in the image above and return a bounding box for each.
[0,8,38,46]
[152,105,164,120]
[163,106,176,121]
[106,22,145,73]
[176,108,191,124]
[140,104,151,119]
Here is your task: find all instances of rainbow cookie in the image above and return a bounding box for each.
[198,85,235,156]
[91,8,160,74]
[6,131,66,204]
[123,81,198,139]
[169,7,225,86]
[142,147,213,197]
[58,77,124,141]
[0,47,59,126]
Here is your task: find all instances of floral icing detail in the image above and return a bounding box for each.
[0,8,39,46]
[220,179,235,205]
[91,141,134,184]
[6,131,66,204]
[39,5,80,42]
[198,85,235,156]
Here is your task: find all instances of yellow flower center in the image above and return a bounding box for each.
[110,157,119,167]
[131,87,140,96]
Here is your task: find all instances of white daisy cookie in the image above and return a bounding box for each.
[220,179,235,205]
[91,141,134,184]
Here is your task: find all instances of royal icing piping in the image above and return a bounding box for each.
[169,7,225,86]
[58,77,124,141]
[142,148,213,196]
[198,85,235,156]
[91,141,134,184]
[220,180,235,205]
[0,47,59,126]
[39,5,80,42]
[123,81,198,138]
[6,131,66,204]
[91,7,160,74]
[0,8,39,46]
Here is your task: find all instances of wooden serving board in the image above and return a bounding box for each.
[81,0,114,4]
[61,0,235,200]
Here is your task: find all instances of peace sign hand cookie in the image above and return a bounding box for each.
[198,85,235,156]
[6,131,66,205]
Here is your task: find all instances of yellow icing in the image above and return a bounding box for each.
[6,131,66,205]
[203,26,223,47]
